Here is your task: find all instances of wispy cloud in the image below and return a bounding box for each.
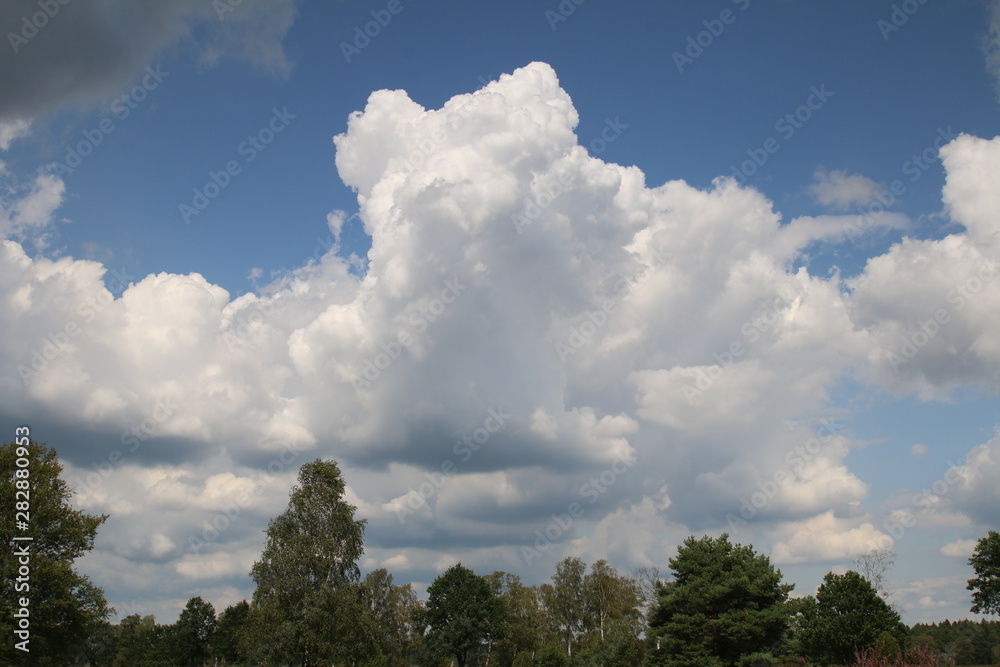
[809,167,882,210]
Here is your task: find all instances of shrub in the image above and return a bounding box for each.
[737,652,780,667]
[853,642,955,667]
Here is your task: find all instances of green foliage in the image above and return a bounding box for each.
[967,530,1000,615]
[575,616,642,667]
[780,595,815,660]
[799,570,907,666]
[538,639,570,667]
[735,652,780,667]
[952,635,977,665]
[110,614,171,666]
[246,458,370,666]
[572,559,644,666]
[644,534,793,667]
[538,556,643,660]
[583,559,643,642]
[360,568,423,665]
[420,563,506,667]
[540,557,588,654]
[79,618,118,665]
[874,630,901,660]
[909,633,940,650]
[909,619,1000,666]
[310,584,382,665]
[171,596,216,666]
[212,600,250,664]
[487,570,549,664]
[0,440,111,665]
[513,649,536,667]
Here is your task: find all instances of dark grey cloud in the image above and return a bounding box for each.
[0,0,298,121]
[0,406,210,470]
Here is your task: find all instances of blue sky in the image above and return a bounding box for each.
[2,0,1000,626]
[11,1,998,291]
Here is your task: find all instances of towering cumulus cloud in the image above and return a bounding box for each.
[1,63,998,612]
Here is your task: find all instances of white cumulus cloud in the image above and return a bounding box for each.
[2,61,1000,618]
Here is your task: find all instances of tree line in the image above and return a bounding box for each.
[2,441,998,666]
[908,620,1000,665]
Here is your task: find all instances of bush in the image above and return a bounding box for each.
[737,652,780,667]
[777,659,810,667]
[853,642,955,667]
[874,632,901,661]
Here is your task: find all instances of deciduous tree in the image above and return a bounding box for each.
[583,559,642,641]
[361,568,422,664]
[419,563,505,667]
[968,530,1000,615]
[854,545,896,601]
[0,439,111,665]
[111,614,167,666]
[172,596,216,666]
[486,571,548,664]
[799,570,907,666]
[212,600,250,665]
[633,565,667,622]
[540,556,588,657]
[246,458,369,666]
